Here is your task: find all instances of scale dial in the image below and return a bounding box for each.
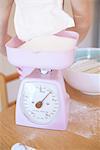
[20,81,60,125]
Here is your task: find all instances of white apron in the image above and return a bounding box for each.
[14,0,74,41]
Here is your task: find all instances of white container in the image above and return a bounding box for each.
[64,48,100,95]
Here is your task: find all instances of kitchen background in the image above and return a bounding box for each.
[0,0,100,104]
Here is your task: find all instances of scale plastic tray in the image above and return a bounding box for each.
[6,31,79,70]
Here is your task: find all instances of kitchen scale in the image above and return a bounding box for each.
[6,31,79,130]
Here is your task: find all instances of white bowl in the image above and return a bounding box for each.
[64,48,100,95]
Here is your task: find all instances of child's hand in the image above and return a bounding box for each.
[0,0,14,55]
[0,34,11,55]
[68,0,91,42]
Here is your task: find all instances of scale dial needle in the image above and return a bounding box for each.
[35,92,51,108]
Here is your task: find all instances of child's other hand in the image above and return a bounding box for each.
[0,34,11,56]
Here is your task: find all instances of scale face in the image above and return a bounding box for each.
[16,70,70,130]
[20,80,60,125]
